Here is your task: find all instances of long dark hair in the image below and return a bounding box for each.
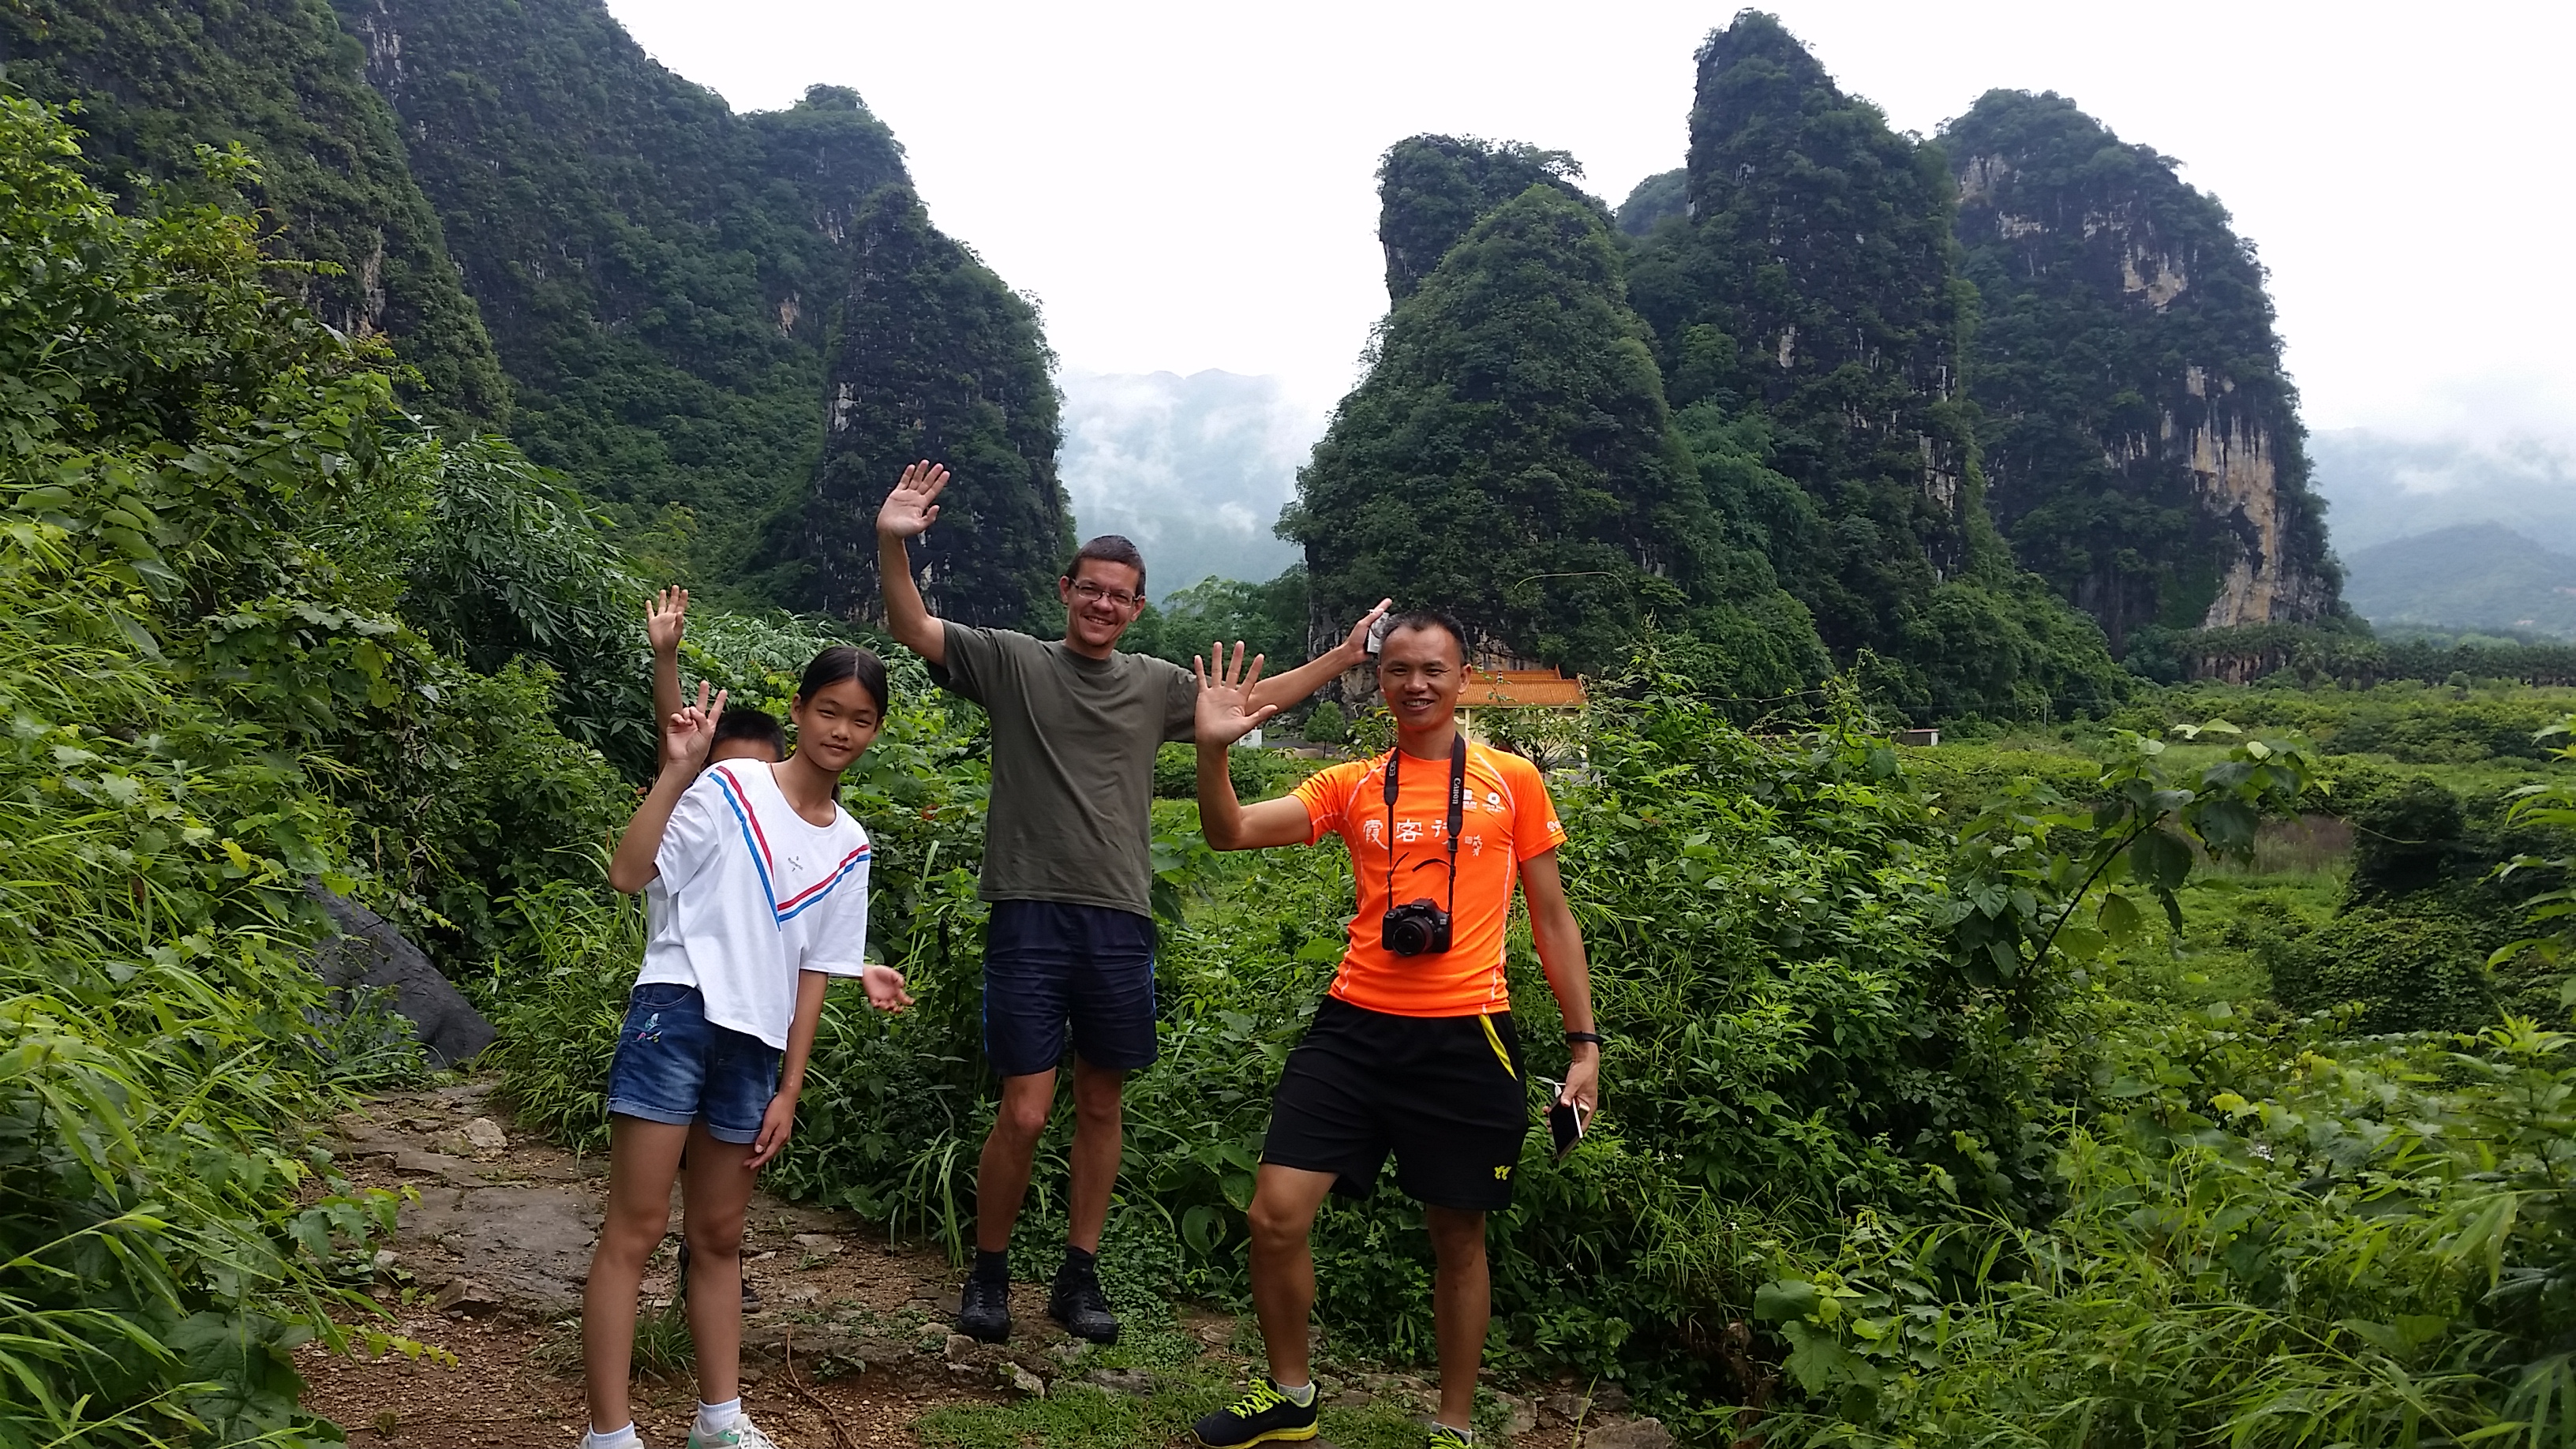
[797,646,889,717]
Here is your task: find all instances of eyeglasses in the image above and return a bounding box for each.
[1069,580,1143,608]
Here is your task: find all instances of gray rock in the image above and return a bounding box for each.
[1595,1383,1633,1414]
[305,882,496,1066]
[1586,1418,1672,1449]
[462,1118,508,1151]
[432,1277,499,1315]
[944,1333,978,1363]
[1086,1368,1156,1397]
[1009,1365,1046,1397]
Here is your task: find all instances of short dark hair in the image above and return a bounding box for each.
[711,707,787,758]
[1380,609,1470,663]
[797,645,890,717]
[1065,534,1148,593]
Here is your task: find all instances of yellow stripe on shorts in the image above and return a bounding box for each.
[1479,1014,1517,1079]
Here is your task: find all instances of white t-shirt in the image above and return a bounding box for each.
[638,761,872,1049]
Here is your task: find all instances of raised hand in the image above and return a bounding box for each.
[1194,641,1280,747]
[1337,597,1395,664]
[877,460,950,539]
[647,586,688,653]
[661,680,728,774]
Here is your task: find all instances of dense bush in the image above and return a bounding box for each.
[0,96,434,1444]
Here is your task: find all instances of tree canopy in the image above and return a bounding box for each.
[1375,133,1598,304]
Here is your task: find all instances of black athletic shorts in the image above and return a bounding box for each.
[982,899,1159,1077]
[1262,996,1530,1212]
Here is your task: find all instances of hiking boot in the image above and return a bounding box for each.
[1047,1267,1120,1344]
[957,1271,1012,1342]
[1191,1378,1318,1447]
[685,1417,779,1449]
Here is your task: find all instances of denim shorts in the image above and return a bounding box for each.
[983,900,1158,1078]
[604,983,781,1144]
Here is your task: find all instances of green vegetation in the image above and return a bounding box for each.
[1941,89,2341,649]
[1617,13,2123,718]
[763,184,1075,628]
[1374,133,1598,302]
[1291,181,1827,691]
[21,6,2576,1447]
[0,95,581,1443]
[0,0,510,423]
[327,0,915,583]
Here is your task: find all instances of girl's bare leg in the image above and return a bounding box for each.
[584,1116,691,1433]
[681,1124,760,1410]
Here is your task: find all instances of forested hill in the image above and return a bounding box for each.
[326,0,914,582]
[1315,15,2121,717]
[3,0,1069,611]
[0,0,511,424]
[1941,89,2341,650]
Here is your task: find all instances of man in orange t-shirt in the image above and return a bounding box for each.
[1185,611,1602,1449]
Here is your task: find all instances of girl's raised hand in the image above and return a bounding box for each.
[661,680,727,774]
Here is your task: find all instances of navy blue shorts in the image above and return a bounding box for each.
[983,900,1158,1077]
[604,983,781,1144]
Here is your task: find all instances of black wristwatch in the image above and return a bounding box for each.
[1564,1031,1605,1047]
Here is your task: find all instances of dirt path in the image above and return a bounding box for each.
[298,1078,1672,1448]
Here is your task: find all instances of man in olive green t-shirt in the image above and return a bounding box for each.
[876,461,1385,1347]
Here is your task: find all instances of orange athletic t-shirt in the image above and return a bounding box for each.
[1292,741,1567,1017]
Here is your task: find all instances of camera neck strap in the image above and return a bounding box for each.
[1382,732,1468,917]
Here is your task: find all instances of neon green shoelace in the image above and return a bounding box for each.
[1226,1380,1288,1417]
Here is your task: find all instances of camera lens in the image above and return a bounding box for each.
[1386,914,1425,956]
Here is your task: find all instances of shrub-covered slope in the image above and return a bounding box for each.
[0,0,510,424]
[1943,89,2341,650]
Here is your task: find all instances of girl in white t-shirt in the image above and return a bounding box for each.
[582,646,913,1449]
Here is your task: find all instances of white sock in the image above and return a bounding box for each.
[584,1425,640,1449]
[1274,1379,1315,1406]
[694,1398,743,1436]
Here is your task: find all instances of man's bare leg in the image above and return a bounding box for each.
[1245,1164,1339,1386]
[1425,1206,1491,1432]
[974,1069,1058,1252]
[1065,1056,1125,1253]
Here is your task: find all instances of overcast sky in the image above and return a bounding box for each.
[604,0,2571,445]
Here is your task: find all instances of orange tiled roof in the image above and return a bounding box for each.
[1457,667,1586,709]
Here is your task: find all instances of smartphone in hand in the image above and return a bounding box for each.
[1547,1092,1592,1161]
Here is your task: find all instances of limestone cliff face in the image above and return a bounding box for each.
[1945,90,2341,648]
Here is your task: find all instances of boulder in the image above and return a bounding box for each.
[305,881,495,1066]
[1586,1418,1673,1449]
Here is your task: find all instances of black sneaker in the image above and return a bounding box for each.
[957,1271,1012,1342]
[1192,1378,1318,1447]
[1046,1267,1120,1344]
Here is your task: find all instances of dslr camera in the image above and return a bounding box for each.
[1380,898,1452,957]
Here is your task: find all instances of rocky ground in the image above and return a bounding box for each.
[299,1078,1676,1448]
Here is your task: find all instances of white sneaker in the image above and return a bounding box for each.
[686,1417,778,1449]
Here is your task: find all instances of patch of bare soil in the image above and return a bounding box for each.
[298,1077,1687,1449]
